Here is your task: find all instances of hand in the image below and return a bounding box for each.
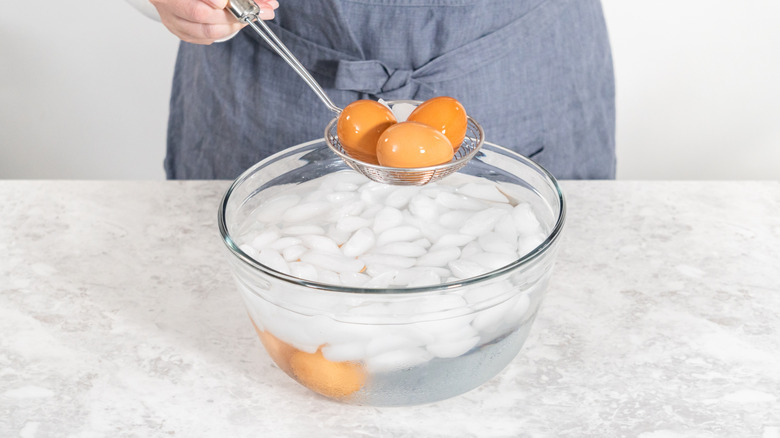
[150,0,279,45]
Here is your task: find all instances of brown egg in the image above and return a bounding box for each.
[289,348,366,399]
[337,100,397,164]
[251,319,296,376]
[407,96,468,151]
[376,121,455,168]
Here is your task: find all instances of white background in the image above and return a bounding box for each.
[1,1,779,180]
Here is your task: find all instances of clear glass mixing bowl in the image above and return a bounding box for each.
[219,139,565,406]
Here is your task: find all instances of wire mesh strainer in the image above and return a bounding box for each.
[325,101,485,186]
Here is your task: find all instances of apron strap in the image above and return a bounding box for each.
[257,0,570,99]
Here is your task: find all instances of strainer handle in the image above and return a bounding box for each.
[226,0,342,115]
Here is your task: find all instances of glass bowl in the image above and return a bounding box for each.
[218,138,565,406]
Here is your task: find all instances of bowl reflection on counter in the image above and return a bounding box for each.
[218,139,565,406]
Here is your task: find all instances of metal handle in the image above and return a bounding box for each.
[226,0,260,23]
[226,0,342,114]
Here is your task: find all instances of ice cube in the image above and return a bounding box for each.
[472,299,514,333]
[336,216,372,233]
[415,294,468,314]
[407,271,441,287]
[282,201,331,223]
[505,293,531,322]
[340,272,371,287]
[360,254,417,269]
[263,313,321,354]
[250,230,281,250]
[341,228,376,257]
[372,207,404,234]
[517,231,546,257]
[301,235,341,254]
[493,214,518,242]
[321,170,370,187]
[426,335,480,359]
[289,261,319,282]
[300,251,365,273]
[364,263,398,277]
[363,270,397,288]
[326,191,358,204]
[376,226,422,246]
[455,182,510,203]
[459,208,508,236]
[239,244,258,259]
[512,203,542,235]
[420,182,454,198]
[360,181,395,204]
[478,232,517,255]
[448,259,487,280]
[462,280,515,307]
[430,233,475,250]
[269,237,303,251]
[411,238,432,249]
[392,267,451,286]
[468,252,517,271]
[360,204,383,220]
[364,347,433,373]
[412,315,474,341]
[332,182,359,192]
[384,186,421,209]
[328,200,364,220]
[412,218,448,243]
[302,190,329,203]
[373,242,428,258]
[254,195,301,222]
[435,192,487,211]
[255,249,290,275]
[282,225,325,236]
[321,341,367,362]
[460,241,482,258]
[282,244,307,262]
[408,194,440,221]
[326,225,352,246]
[438,210,472,229]
[317,269,342,285]
[366,334,424,357]
[415,247,461,267]
[391,102,417,122]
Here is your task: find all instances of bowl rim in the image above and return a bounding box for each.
[218,138,566,295]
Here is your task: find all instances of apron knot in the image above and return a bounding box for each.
[333,60,432,99]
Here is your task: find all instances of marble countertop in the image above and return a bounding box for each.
[1,180,778,437]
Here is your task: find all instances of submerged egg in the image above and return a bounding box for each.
[376,121,455,168]
[289,348,366,398]
[407,96,468,151]
[252,321,296,375]
[337,100,397,164]
[253,319,366,398]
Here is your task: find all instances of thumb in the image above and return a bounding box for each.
[202,0,228,10]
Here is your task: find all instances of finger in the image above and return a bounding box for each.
[257,7,275,20]
[203,0,279,14]
[201,0,228,9]
[164,14,246,44]
[154,0,234,25]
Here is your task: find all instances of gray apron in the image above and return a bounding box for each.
[165,0,615,180]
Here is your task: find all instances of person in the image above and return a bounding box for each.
[128,0,616,180]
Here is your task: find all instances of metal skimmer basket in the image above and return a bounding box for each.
[324,101,485,186]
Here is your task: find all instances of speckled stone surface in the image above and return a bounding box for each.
[1,180,778,437]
